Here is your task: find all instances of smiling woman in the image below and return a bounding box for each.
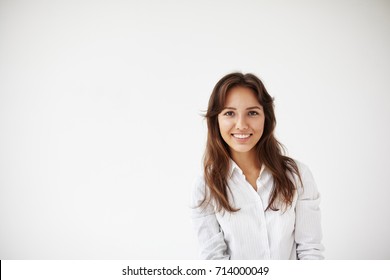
[218,88,264,160]
[190,72,324,260]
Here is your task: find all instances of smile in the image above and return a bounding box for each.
[231,134,252,139]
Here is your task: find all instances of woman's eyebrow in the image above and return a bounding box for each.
[222,106,262,110]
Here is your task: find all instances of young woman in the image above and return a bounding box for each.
[191,72,324,260]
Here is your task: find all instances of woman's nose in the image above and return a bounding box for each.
[235,115,248,130]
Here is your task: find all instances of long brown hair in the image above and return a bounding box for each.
[203,72,302,212]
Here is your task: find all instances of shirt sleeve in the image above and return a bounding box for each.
[295,164,325,260]
[190,176,230,260]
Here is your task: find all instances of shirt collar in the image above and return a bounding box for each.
[229,159,242,178]
[228,158,266,178]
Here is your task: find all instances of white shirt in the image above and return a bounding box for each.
[190,160,324,260]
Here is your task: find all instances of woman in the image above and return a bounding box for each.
[191,72,324,259]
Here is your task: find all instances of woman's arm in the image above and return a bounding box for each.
[295,164,325,260]
[190,176,230,260]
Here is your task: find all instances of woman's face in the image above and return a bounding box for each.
[218,86,265,157]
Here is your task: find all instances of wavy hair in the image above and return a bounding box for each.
[203,72,302,212]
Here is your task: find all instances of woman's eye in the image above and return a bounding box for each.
[224,111,234,116]
[248,111,259,116]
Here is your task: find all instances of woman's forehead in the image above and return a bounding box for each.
[224,86,261,107]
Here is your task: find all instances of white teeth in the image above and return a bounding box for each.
[233,134,251,139]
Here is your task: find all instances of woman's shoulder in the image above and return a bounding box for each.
[191,173,207,199]
[291,159,311,176]
[290,159,319,197]
[192,173,206,189]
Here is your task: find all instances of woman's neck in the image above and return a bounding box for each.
[231,149,261,175]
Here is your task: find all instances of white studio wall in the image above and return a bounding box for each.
[0,0,389,259]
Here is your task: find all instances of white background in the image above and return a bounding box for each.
[0,0,389,259]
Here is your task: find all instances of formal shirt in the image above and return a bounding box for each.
[190,160,324,260]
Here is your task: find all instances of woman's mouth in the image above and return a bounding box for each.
[231,133,252,139]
